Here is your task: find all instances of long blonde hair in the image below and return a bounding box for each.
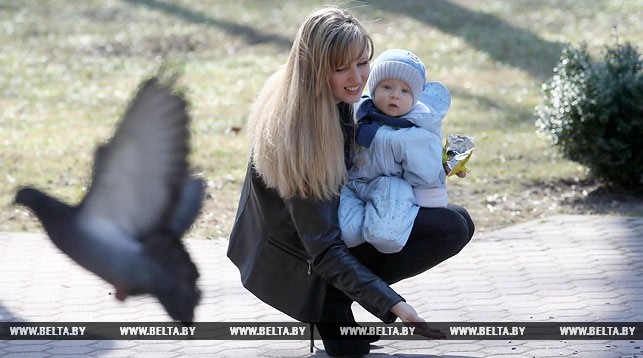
[248,7,373,200]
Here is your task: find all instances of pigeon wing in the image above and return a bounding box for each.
[77,78,189,238]
[169,178,206,236]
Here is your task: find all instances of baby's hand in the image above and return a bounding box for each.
[444,164,467,178]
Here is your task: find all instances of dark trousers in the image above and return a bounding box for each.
[321,203,474,321]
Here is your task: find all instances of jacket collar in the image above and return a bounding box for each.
[355,99,414,148]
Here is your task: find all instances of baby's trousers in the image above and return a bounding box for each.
[339,176,418,253]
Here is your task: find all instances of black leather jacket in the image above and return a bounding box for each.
[227,162,403,323]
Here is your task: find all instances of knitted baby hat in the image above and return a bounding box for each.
[367,49,426,105]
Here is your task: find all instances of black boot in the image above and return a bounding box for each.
[345,306,380,344]
[317,286,371,357]
[316,323,370,357]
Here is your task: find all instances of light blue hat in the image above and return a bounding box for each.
[367,49,426,104]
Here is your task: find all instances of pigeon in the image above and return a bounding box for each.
[14,76,204,324]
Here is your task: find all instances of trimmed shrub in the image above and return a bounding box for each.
[536,41,643,189]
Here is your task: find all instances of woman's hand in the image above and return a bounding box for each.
[391,301,446,339]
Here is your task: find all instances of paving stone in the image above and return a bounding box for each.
[1,215,642,357]
[46,345,96,355]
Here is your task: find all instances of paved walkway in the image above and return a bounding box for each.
[1,215,642,357]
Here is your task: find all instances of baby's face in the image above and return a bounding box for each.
[373,79,414,117]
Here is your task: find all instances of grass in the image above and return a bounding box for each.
[1,0,641,240]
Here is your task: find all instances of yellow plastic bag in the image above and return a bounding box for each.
[443,134,475,177]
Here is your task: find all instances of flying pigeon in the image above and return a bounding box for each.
[14,76,204,323]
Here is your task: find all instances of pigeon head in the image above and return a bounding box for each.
[14,186,73,223]
[14,186,47,211]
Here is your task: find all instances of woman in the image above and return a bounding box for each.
[227,6,474,356]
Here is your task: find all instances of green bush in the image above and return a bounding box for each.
[536,41,643,189]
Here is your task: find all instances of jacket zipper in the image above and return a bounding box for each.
[267,237,313,275]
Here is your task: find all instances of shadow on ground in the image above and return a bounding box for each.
[367,0,564,80]
[121,0,293,48]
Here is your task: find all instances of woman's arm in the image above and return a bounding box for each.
[283,195,403,323]
[283,194,446,337]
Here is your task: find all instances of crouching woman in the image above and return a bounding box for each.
[227,6,473,356]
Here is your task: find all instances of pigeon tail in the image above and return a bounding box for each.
[143,228,200,324]
[156,275,201,324]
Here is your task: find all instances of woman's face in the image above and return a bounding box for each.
[330,46,370,104]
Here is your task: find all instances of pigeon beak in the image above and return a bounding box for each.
[13,189,26,206]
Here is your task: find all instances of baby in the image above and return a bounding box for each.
[339,49,452,253]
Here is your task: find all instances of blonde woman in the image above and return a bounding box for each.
[227,6,474,356]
